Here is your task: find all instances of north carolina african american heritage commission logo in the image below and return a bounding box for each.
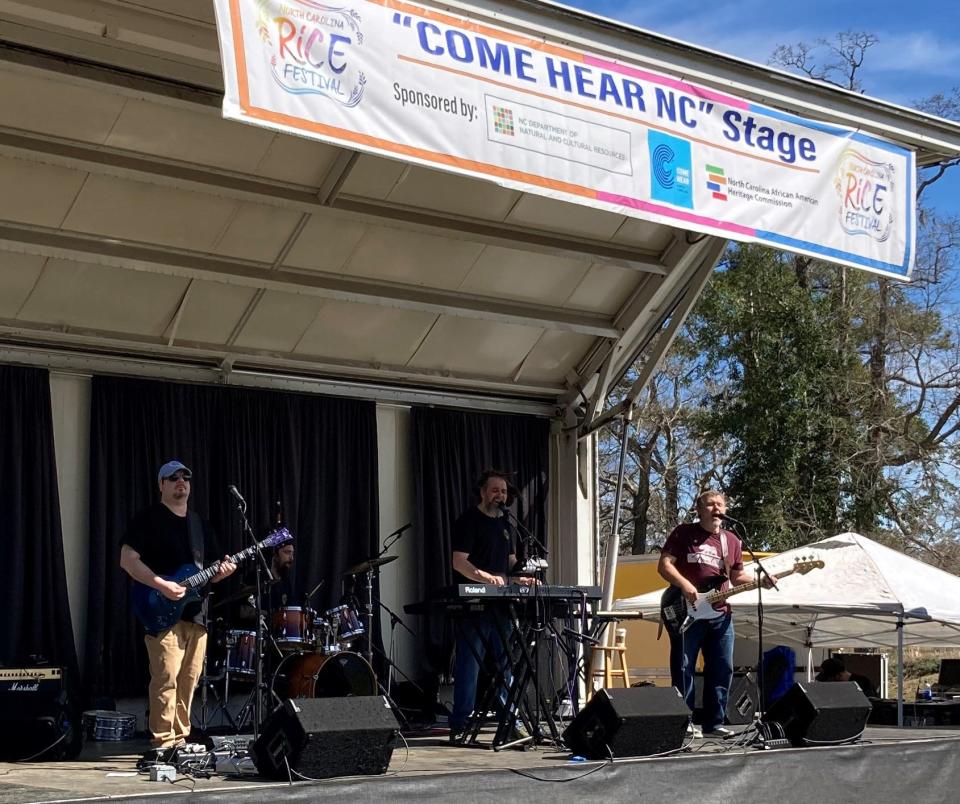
[256,0,366,107]
[647,131,693,209]
[834,149,895,243]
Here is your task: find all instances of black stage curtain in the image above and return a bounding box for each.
[411,406,550,670]
[85,376,379,699]
[0,365,78,676]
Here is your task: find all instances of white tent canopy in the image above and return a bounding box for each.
[613,532,960,650]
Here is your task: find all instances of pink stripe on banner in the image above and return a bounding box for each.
[583,55,750,110]
[596,191,756,237]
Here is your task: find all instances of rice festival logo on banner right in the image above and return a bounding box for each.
[256,0,367,107]
[834,149,896,244]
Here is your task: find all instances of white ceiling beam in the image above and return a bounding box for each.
[0,317,565,401]
[0,127,668,275]
[0,221,619,338]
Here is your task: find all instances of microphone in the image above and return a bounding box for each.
[228,484,246,505]
[498,502,509,513]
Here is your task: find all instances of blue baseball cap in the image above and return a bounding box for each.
[158,460,192,482]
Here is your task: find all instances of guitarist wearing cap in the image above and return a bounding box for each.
[657,489,763,737]
[120,460,236,759]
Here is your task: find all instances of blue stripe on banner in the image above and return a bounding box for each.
[756,230,912,278]
[748,104,908,156]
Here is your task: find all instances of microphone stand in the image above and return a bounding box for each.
[230,487,273,740]
[723,516,777,720]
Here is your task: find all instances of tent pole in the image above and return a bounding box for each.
[897,614,904,728]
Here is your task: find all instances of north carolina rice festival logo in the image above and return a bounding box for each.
[256,0,366,107]
[834,149,895,243]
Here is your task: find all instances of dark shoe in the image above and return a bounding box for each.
[136,746,175,770]
[448,727,467,745]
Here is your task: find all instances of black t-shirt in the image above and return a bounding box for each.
[450,506,515,584]
[123,503,220,624]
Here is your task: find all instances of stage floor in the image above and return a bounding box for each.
[2,724,960,803]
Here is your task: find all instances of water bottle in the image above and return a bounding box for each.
[921,683,934,701]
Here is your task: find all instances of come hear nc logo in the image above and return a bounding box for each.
[256,0,366,107]
[834,149,895,244]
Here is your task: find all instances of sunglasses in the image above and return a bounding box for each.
[164,472,192,482]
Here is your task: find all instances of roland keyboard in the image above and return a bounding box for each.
[457,583,601,599]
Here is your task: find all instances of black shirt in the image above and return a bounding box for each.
[124,503,220,624]
[451,506,515,584]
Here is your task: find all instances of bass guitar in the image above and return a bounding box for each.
[131,526,293,634]
[660,556,824,635]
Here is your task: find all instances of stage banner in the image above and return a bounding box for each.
[213,0,915,278]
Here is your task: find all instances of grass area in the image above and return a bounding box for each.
[884,648,960,696]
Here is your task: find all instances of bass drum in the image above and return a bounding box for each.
[272,651,376,700]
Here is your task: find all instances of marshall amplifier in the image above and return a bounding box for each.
[0,667,82,760]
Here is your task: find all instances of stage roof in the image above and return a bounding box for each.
[0,1,958,415]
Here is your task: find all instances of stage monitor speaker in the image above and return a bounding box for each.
[762,681,871,746]
[562,686,688,759]
[694,672,758,725]
[251,696,399,780]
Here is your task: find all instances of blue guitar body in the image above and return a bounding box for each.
[129,527,292,635]
[131,564,204,635]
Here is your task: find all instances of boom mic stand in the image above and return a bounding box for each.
[229,484,273,741]
[722,515,778,726]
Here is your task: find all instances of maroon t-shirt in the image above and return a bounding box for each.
[661,523,743,612]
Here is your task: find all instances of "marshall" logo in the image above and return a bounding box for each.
[8,682,40,692]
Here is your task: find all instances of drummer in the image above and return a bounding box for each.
[237,541,295,617]
[266,542,296,610]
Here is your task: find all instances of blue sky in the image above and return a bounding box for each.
[561,0,960,217]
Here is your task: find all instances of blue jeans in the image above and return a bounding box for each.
[668,613,734,732]
[450,613,511,730]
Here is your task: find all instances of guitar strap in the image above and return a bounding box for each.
[187,511,204,569]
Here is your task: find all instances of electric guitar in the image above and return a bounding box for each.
[131,526,293,634]
[660,556,824,635]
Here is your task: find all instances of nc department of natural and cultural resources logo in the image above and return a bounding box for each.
[492,105,515,136]
[648,131,693,209]
[833,149,895,243]
[255,0,366,107]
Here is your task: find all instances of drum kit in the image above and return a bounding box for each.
[196,488,415,737]
[195,555,398,733]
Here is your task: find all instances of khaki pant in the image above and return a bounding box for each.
[144,620,207,748]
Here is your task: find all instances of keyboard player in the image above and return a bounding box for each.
[448,469,537,743]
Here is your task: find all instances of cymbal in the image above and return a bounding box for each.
[212,580,276,608]
[342,554,398,576]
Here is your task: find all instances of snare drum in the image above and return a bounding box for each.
[82,710,137,741]
[325,604,364,642]
[225,630,257,676]
[271,651,376,699]
[271,607,316,651]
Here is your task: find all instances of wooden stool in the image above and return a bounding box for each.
[588,644,631,697]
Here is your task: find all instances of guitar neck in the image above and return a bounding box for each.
[704,568,794,604]
[182,542,260,589]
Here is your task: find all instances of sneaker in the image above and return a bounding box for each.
[704,726,734,738]
[449,727,467,745]
[686,723,702,738]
